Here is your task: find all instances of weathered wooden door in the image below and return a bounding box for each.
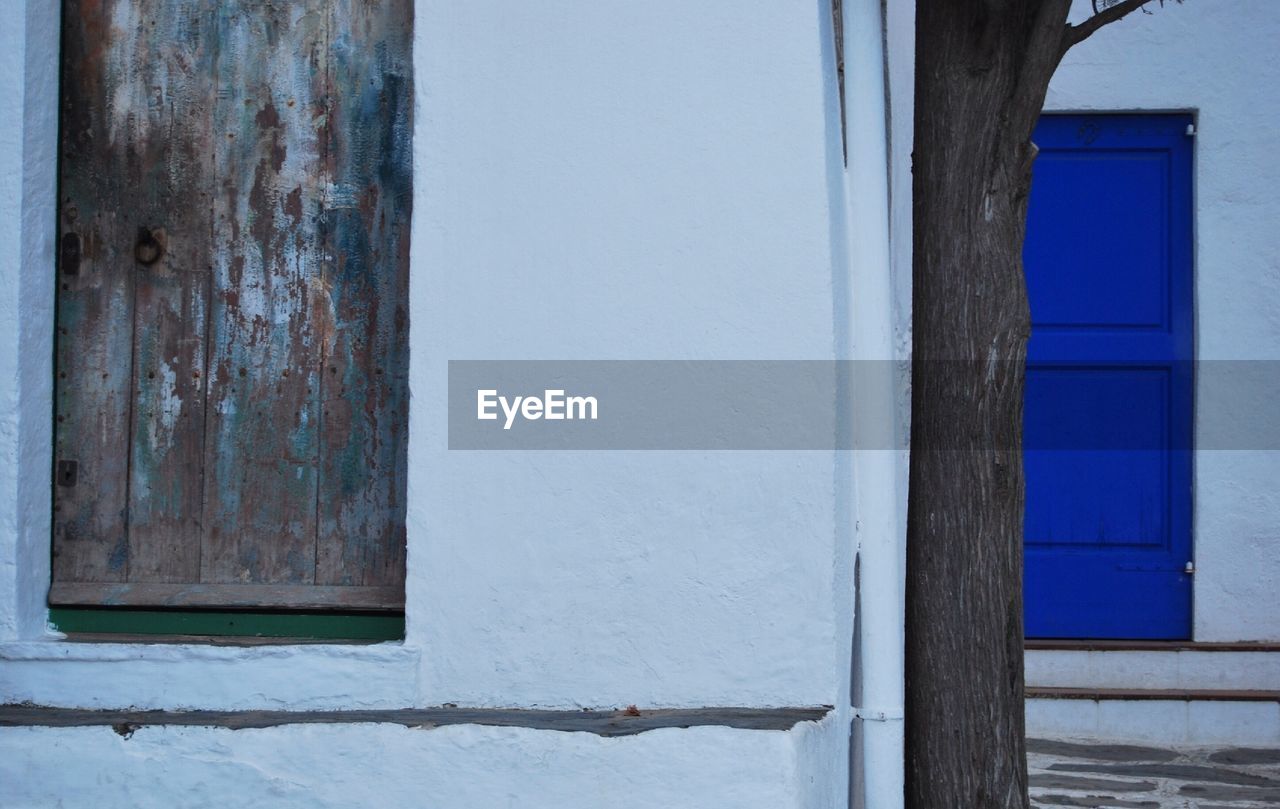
[52,1,412,611]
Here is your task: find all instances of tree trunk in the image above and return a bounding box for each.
[906,2,1073,807]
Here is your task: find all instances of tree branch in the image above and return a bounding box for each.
[1063,0,1155,51]
[1007,0,1076,142]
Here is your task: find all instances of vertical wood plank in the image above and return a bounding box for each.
[123,2,214,583]
[200,2,328,585]
[315,0,412,588]
[54,1,142,586]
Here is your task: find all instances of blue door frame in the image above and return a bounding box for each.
[1023,114,1194,640]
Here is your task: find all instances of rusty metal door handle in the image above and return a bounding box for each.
[134,227,165,266]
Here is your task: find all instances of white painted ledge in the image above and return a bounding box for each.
[0,639,421,710]
[0,719,838,809]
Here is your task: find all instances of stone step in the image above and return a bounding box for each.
[1029,687,1280,702]
[1027,690,1280,747]
[1026,644,1280,692]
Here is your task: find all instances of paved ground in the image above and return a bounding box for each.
[1029,739,1280,807]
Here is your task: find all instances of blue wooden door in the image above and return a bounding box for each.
[1023,114,1194,639]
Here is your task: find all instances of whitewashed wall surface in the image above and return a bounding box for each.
[0,0,893,807]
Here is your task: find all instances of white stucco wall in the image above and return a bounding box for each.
[1048,0,1280,642]
[2,0,851,708]
[0,0,57,647]
[0,0,900,806]
[0,718,840,809]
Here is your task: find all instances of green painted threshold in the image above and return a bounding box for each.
[48,607,404,641]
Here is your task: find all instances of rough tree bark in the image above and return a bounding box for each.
[905,1,1168,807]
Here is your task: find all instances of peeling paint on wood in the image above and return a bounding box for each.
[52,0,412,610]
[317,0,412,588]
